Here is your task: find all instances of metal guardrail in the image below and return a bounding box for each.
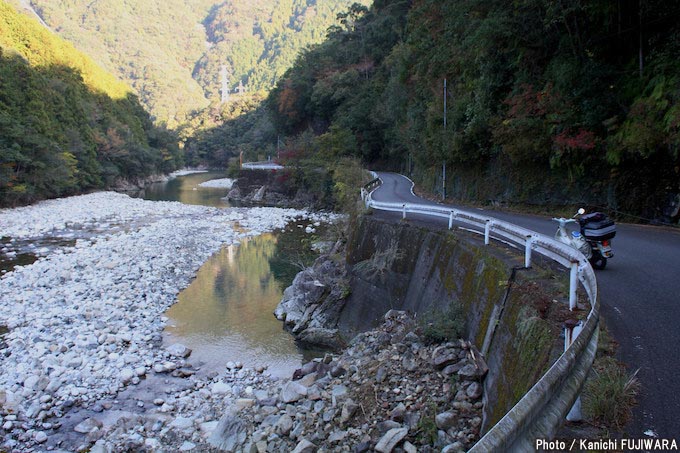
[241,161,284,170]
[362,177,599,451]
[364,177,381,193]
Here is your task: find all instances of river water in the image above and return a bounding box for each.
[142,171,320,377]
[140,170,232,208]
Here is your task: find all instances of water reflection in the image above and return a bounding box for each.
[164,232,310,377]
[0,248,37,273]
[140,171,232,207]
[1,236,77,274]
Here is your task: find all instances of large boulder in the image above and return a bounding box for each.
[274,250,350,350]
[207,414,247,452]
[296,327,345,350]
[274,268,326,328]
[280,381,308,403]
[375,427,408,453]
[251,185,267,202]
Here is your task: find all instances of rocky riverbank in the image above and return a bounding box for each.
[1,192,487,452]
[93,311,485,452]
[226,169,327,210]
[274,241,350,351]
[0,192,337,452]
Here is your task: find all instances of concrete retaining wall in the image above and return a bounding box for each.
[339,215,569,434]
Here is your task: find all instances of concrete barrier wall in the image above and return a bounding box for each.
[340,216,579,444]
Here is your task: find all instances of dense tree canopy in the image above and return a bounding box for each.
[0,2,181,207]
[253,0,680,220]
[3,0,679,220]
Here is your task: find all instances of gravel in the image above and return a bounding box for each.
[0,191,338,451]
[198,178,235,189]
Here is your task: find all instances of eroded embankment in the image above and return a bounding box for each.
[278,214,575,434]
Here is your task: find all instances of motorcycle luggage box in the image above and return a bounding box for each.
[579,212,607,224]
[581,216,616,240]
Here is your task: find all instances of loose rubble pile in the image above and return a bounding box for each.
[0,192,338,452]
[89,310,485,452]
[228,310,486,452]
[1,192,484,452]
[85,364,278,453]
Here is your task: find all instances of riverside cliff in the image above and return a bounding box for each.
[275,213,573,433]
[227,169,328,209]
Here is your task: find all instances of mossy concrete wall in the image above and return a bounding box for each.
[341,215,564,432]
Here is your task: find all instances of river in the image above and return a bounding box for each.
[139,170,233,208]
[0,171,337,451]
[142,171,322,377]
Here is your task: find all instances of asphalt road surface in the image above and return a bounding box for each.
[371,171,680,440]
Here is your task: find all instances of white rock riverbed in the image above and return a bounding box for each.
[0,192,210,239]
[197,178,234,189]
[0,191,338,451]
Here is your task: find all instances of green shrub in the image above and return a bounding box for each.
[415,401,439,445]
[420,302,465,344]
[354,239,403,282]
[583,356,640,430]
[331,157,370,216]
[226,157,241,178]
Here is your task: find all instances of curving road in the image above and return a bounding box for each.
[371,171,680,440]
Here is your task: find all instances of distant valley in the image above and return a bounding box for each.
[7,0,369,127]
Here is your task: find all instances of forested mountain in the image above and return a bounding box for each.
[250,0,679,221]
[4,0,678,219]
[0,2,181,207]
[7,0,370,128]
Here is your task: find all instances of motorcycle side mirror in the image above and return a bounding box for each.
[576,208,585,215]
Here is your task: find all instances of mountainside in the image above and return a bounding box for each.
[8,0,370,128]
[252,0,679,222]
[0,2,181,207]
[4,0,678,220]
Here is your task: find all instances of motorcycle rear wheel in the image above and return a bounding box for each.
[589,253,607,270]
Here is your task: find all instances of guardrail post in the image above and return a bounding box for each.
[564,319,584,422]
[569,261,579,310]
[524,235,534,267]
[362,180,599,449]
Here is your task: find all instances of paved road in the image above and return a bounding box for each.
[371,171,680,440]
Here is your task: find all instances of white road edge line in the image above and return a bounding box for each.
[400,174,417,197]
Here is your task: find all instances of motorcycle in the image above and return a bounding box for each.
[552,208,616,270]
